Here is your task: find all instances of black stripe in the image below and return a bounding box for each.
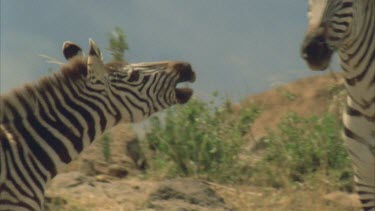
[105,96,122,125]
[108,88,134,122]
[331,20,350,27]
[111,85,148,116]
[345,91,374,110]
[28,154,47,182]
[346,106,362,117]
[2,112,9,123]
[0,186,36,210]
[38,101,81,152]
[6,101,57,176]
[26,87,82,156]
[111,84,150,107]
[332,27,346,33]
[353,10,374,69]
[153,74,169,109]
[84,85,116,116]
[5,140,39,202]
[59,81,96,141]
[344,127,373,151]
[62,80,105,134]
[6,155,34,199]
[344,127,358,140]
[73,85,107,132]
[39,85,84,153]
[137,75,151,92]
[18,145,44,200]
[341,2,353,9]
[15,94,71,164]
[125,96,146,117]
[11,144,42,200]
[145,75,158,112]
[333,13,353,18]
[162,75,177,106]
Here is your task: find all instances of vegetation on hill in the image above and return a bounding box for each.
[142,93,352,191]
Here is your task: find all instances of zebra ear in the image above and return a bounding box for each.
[62,41,84,60]
[87,38,107,81]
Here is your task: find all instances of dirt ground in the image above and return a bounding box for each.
[45,73,361,211]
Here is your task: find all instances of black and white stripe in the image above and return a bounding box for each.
[0,39,195,210]
[302,1,375,210]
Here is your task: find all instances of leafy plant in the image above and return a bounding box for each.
[252,112,352,190]
[99,27,129,162]
[144,97,261,183]
[101,132,112,162]
[107,27,129,62]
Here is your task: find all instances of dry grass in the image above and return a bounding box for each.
[211,179,360,211]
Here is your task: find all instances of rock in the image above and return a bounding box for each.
[148,178,233,211]
[49,171,91,189]
[95,174,112,182]
[126,138,148,170]
[108,164,129,178]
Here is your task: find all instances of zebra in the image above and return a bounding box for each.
[0,39,196,210]
[301,0,375,210]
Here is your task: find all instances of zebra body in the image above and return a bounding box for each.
[301,0,375,210]
[0,39,196,210]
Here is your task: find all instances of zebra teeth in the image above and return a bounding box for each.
[176,82,190,88]
[174,63,195,104]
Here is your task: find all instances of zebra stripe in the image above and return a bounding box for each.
[0,39,196,210]
[302,1,375,210]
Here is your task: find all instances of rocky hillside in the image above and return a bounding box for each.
[46,73,360,211]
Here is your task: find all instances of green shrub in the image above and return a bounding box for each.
[144,97,261,183]
[143,95,352,191]
[253,112,352,190]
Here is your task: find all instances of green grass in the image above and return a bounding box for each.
[101,132,112,162]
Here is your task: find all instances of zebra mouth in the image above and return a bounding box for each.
[175,64,196,104]
[301,35,333,71]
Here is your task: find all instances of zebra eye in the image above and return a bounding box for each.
[128,70,140,82]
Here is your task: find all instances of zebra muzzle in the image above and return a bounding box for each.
[301,34,333,71]
[173,62,196,104]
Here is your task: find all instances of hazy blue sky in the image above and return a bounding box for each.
[1,1,331,102]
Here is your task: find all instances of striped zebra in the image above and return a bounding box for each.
[301,0,374,210]
[0,39,196,210]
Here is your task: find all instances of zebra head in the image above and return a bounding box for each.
[301,0,355,70]
[62,39,196,122]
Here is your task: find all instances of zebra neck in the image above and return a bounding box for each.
[1,71,119,177]
[338,1,374,111]
[338,48,375,114]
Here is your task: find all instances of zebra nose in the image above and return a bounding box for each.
[301,35,333,71]
[302,24,328,55]
[302,35,323,59]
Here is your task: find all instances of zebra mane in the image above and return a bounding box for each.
[60,56,88,80]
